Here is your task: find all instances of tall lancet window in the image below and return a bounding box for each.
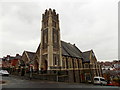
[44,34,47,44]
[52,21,56,28]
[53,55,59,66]
[54,34,57,43]
[55,56,57,65]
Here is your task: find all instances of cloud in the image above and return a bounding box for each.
[0,0,118,61]
[0,2,41,56]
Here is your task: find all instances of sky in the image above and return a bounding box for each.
[0,0,119,62]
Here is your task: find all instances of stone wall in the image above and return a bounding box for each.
[10,68,99,84]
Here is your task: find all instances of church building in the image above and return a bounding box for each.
[22,8,102,83]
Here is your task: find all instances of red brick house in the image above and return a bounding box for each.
[1,54,22,74]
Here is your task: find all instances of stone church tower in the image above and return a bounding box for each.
[21,8,102,83]
[39,8,62,72]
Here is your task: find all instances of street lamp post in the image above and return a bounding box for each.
[29,64,32,80]
[56,70,58,82]
[56,67,61,82]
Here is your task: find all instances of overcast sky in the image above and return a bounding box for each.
[0,0,119,61]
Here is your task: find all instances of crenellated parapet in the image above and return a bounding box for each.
[42,8,59,21]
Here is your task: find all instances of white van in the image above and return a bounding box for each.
[93,76,107,85]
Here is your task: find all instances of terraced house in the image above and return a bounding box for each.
[22,8,102,83]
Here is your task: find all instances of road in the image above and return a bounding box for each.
[1,75,119,89]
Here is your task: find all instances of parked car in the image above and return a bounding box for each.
[107,81,120,86]
[93,76,107,85]
[107,81,114,86]
[0,70,9,76]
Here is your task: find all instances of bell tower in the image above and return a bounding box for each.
[40,8,62,72]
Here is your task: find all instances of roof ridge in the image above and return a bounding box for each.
[83,50,92,53]
[25,51,35,54]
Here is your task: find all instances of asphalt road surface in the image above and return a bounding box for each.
[1,75,119,89]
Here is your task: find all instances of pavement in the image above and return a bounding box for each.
[1,75,119,89]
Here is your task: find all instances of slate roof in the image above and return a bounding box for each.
[8,57,16,60]
[36,43,41,52]
[61,41,91,63]
[36,43,41,55]
[35,41,91,63]
[61,41,83,59]
[19,60,25,66]
[15,55,22,60]
[2,56,16,61]
[83,50,91,63]
[25,51,36,61]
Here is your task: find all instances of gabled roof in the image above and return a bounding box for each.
[15,55,22,60]
[36,41,84,59]
[83,50,91,63]
[2,56,16,61]
[36,43,41,53]
[34,41,93,63]
[61,41,83,59]
[19,60,25,66]
[25,51,36,61]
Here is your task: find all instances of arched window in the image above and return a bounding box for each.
[44,34,46,43]
[69,59,72,68]
[55,56,57,65]
[62,59,65,68]
[66,58,68,69]
[52,21,56,28]
[54,34,57,43]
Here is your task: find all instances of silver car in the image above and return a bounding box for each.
[94,76,107,85]
[0,70,9,76]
